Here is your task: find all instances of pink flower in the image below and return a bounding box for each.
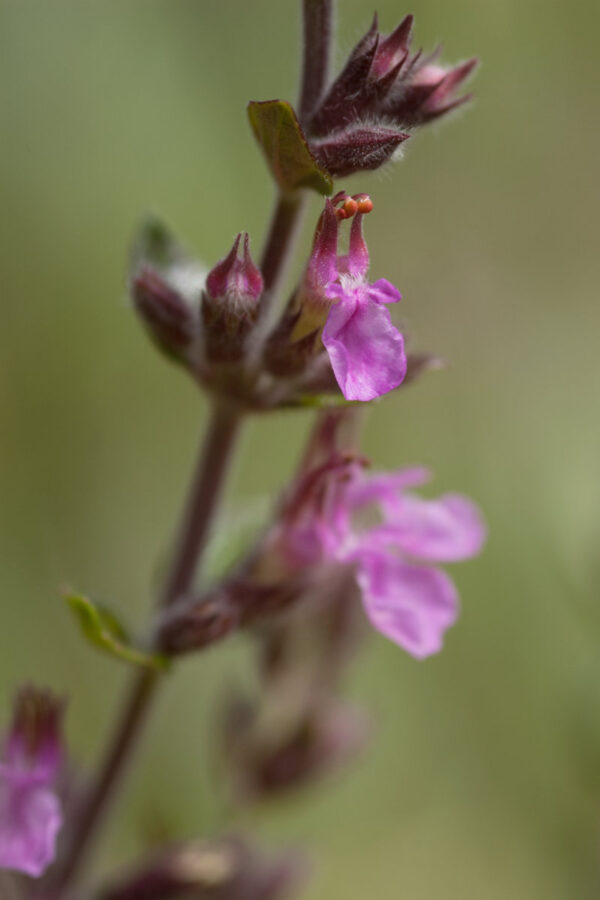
[0,688,65,878]
[297,196,406,402]
[280,461,486,658]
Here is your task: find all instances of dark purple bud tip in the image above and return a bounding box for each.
[206,233,263,308]
[202,232,264,363]
[372,14,414,79]
[8,685,65,773]
[132,266,196,358]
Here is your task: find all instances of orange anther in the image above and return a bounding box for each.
[353,194,374,214]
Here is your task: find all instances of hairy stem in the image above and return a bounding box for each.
[259,192,306,315]
[298,0,334,123]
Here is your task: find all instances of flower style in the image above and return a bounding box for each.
[0,687,65,878]
[293,195,406,402]
[278,460,486,658]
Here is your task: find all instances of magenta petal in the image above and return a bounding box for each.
[369,278,402,304]
[374,492,487,562]
[0,776,62,877]
[354,552,458,658]
[323,288,406,401]
[347,467,432,509]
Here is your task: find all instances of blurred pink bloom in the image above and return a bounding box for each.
[282,462,486,658]
[0,688,64,878]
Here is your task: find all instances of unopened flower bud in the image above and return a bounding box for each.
[311,124,409,177]
[390,57,478,126]
[132,266,197,360]
[202,233,263,363]
[98,836,304,900]
[225,699,370,800]
[299,12,477,176]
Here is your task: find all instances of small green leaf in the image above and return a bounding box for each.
[65,593,169,670]
[247,100,333,195]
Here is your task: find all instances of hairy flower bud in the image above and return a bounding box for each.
[388,57,478,126]
[202,233,263,363]
[311,124,409,177]
[132,266,197,360]
[297,12,477,177]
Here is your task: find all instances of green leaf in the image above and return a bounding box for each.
[65,592,169,670]
[247,100,333,195]
[130,215,207,305]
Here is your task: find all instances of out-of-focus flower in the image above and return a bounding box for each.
[277,460,486,658]
[0,687,65,878]
[289,195,406,401]
[97,835,304,900]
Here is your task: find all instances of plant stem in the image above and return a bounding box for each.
[298,0,334,123]
[42,401,242,898]
[42,3,337,894]
[259,192,306,314]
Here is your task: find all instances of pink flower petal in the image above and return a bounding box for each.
[323,286,406,401]
[373,492,487,562]
[0,777,62,877]
[354,552,459,658]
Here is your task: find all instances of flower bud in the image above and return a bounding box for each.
[311,124,409,177]
[299,12,477,177]
[132,266,197,360]
[223,695,370,801]
[98,836,305,900]
[389,57,478,126]
[0,686,66,878]
[202,233,263,363]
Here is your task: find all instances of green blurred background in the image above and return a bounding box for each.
[1,0,600,896]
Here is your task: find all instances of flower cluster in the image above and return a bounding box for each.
[304,13,478,177]
[0,687,65,878]
[132,192,410,407]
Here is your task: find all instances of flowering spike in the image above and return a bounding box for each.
[0,687,65,878]
[202,232,263,362]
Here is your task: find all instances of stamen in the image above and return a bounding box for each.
[352,194,374,215]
